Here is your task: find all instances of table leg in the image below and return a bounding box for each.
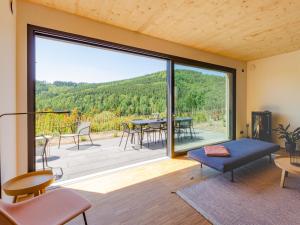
[140,126,143,149]
[280,170,287,188]
[13,196,17,203]
[40,189,46,194]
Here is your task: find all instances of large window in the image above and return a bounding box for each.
[174,64,233,153]
[28,26,236,176]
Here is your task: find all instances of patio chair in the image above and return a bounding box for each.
[119,122,141,150]
[59,122,93,150]
[0,188,91,225]
[35,135,50,170]
[161,122,168,143]
[175,119,195,140]
[144,122,164,147]
[36,135,64,180]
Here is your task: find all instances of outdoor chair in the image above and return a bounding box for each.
[119,122,141,150]
[36,135,64,180]
[0,188,91,225]
[175,120,195,140]
[161,122,168,143]
[143,122,164,147]
[59,122,93,150]
[35,135,51,170]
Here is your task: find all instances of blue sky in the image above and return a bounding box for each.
[36,37,225,83]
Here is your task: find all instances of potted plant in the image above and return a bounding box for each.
[273,124,300,152]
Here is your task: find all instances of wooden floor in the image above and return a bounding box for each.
[64,156,219,225]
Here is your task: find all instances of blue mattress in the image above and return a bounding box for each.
[188,138,280,172]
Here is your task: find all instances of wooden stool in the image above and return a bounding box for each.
[3,170,55,203]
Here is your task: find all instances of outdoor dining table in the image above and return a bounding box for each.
[131,117,192,149]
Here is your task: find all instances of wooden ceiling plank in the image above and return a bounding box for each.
[24,0,300,61]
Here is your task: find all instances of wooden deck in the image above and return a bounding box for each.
[36,136,167,181]
[36,129,227,182]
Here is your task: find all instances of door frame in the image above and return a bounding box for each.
[27,25,236,171]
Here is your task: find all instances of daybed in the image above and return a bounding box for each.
[188,138,280,181]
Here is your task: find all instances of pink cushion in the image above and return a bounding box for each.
[204,145,230,157]
[0,188,91,225]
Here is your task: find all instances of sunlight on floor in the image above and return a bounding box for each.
[63,157,199,194]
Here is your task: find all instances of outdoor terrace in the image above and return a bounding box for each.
[36,128,228,182]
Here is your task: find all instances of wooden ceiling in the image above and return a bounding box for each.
[25,0,300,61]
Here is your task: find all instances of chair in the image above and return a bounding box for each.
[35,135,51,170]
[59,122,93,150]
[0,188,91,225]
[119,123,140,150]
[35,136,64,179]
[143,122,164,147]
[161,122,168,143]
[175,119,195,140]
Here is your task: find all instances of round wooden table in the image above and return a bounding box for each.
[3,170,55,202]
[274,156,300,188]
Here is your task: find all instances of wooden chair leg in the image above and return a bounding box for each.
[83,212,88,225]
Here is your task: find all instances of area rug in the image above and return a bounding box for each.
[177,158,300,225]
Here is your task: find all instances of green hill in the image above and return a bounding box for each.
[36,69,226,116]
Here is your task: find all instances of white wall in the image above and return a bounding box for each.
[247,49,300,146]
[16,0,247,174]
[0,0,17,199]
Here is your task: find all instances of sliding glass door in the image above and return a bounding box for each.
[173,64,233,153]
[33,35,168,181]
[28,26,236,172]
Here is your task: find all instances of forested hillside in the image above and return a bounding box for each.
[35,69,226,134]
[36,69,225,116]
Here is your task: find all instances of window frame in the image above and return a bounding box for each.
[27,24,236,171]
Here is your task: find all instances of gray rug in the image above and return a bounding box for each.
[177,158,300,225]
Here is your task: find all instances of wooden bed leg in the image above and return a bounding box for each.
[231,170,234,182]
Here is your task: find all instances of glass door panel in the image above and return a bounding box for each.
[174,64,232,153]
[34,36,168,181]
